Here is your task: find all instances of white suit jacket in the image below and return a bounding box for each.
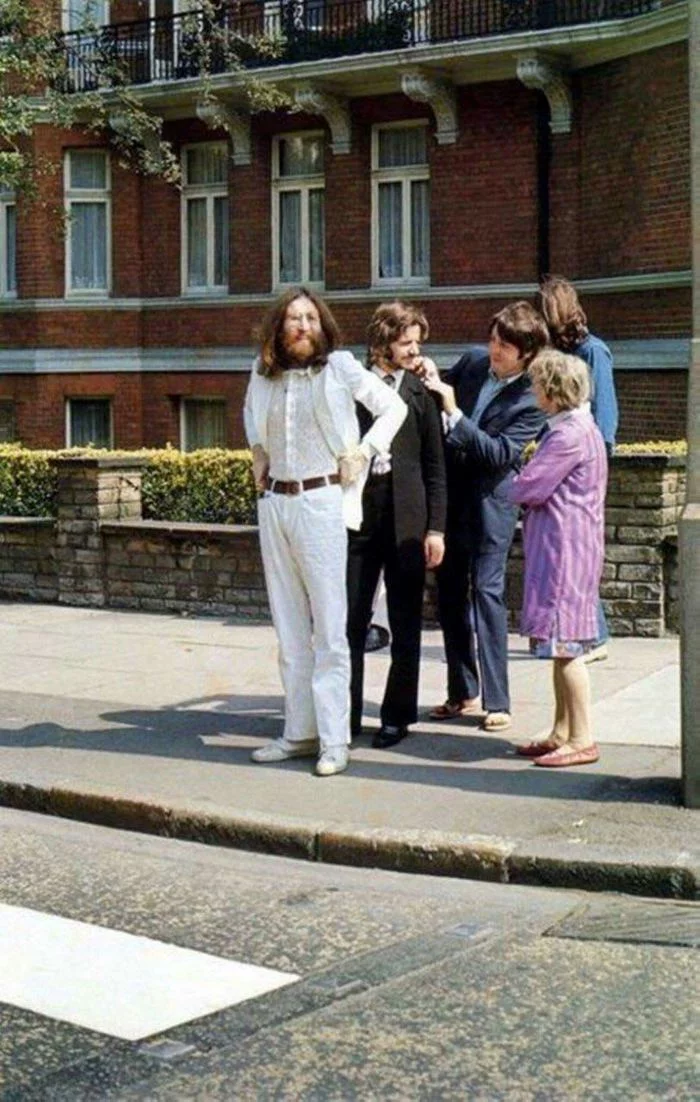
[243,350,407,530]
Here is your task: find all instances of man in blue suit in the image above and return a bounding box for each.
[421,302,549,732]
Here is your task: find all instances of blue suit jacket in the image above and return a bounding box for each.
[443,346,547,552]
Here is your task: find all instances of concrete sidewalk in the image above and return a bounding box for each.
[0,602,697,898]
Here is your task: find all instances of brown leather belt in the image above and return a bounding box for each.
[266,473,340,495]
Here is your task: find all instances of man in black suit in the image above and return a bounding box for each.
[421,302,549,733]
[347,301,446,749]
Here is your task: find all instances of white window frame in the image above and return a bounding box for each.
[0,190,16,298]
[65,397,114,448]
[179,397,228,452]
[64,150,111,298]
[181,142,230,295]
[62,1,109,32]
[371,121,430,288]
[271,130,325,290]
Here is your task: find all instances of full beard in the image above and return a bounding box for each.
[280,331,327,368]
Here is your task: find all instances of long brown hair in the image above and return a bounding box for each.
[536,276,589,352]
[255,287,341,377]
[366,301,429,369]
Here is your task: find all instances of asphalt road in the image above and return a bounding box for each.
[0,809,697,1101]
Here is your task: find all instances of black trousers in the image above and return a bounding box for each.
[347,475,425,735]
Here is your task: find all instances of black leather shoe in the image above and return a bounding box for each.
[365,625,390,653]
[372,725,408,749]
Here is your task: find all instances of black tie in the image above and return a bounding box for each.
[384,374,396,387]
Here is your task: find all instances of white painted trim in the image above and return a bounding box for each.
[180,142,230,294]
[0,339,689,376]
[65,395,114,447]
[64,149,112,298]
[371,121,430,287]
[271,131,326,289]
[0,270,691,314]
[0,194,16,297]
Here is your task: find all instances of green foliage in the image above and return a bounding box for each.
[615,440,687,456]
[0,445,257,524]
[141,448,257,525]
[0,444,57,516]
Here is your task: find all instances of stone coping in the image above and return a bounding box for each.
[100,519,258,538]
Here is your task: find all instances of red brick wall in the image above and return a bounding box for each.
[573,43,690,280]
[616,371,687,443]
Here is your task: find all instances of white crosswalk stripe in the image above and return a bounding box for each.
[0,903,299,1041]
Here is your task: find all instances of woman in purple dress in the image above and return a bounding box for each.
[510,351,607,767]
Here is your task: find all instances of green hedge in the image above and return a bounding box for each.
[0,441,688,521]
[0,445,257,524]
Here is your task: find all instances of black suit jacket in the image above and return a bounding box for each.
[443,346,546,550]
[356,370,446,548]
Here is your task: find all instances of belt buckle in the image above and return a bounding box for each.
[289,480,301,495]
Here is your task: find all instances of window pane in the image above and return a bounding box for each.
[410,179,429,278]
[70,202,107,289]
[308,189,324,283]
[70,399,111,448]
[186,145,228,186]
[378,182,402,279]
[279,190,301,283]
[0,402,15,443]
[70,151,107,190]
[214,195,229,287]
[378,127,427,169]
[6,205,16,292]
[279,135,323,178]
[183,399,227,451]
[186,197,208,287]
[67,0,107,30]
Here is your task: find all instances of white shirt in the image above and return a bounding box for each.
[370,366,404,475]
[266,367,337,481]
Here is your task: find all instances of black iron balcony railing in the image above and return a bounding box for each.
[59,0,664,94]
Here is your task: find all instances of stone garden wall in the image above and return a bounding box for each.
[0,455,686,636]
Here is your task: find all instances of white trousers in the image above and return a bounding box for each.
[258,485,350,750]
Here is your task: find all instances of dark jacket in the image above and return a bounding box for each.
[443,346,546,548]
[356,370,446,547]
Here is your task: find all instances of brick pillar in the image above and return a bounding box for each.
[52,457,146,608]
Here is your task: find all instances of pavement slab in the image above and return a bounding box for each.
[0,601,697,898]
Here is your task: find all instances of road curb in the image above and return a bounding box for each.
[1,779,698,899]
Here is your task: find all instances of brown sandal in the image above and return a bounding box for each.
[429,698,482,720]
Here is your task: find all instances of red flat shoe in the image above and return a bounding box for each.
[429,698,482,720]
[516,738,562,758]
[534,744,600,768]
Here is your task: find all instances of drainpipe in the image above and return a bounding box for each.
[536,93,551,278]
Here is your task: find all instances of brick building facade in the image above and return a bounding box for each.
[0,0,691,451]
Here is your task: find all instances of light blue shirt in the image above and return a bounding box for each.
[447,369,524,431]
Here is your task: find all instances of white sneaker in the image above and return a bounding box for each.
[315,747,349,777]
[251,739,318,763]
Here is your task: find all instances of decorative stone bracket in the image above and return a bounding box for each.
[293,84,351,155]
[401,69,458,145]
[196,99,252,166]
[108,110,164,169]
[516,54,572,135]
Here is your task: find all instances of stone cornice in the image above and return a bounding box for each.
[0,269,691,314]
[0,339,689,375]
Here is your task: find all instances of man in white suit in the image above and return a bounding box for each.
[244,288,406,776]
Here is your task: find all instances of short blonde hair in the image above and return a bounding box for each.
[528,350,590,411]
